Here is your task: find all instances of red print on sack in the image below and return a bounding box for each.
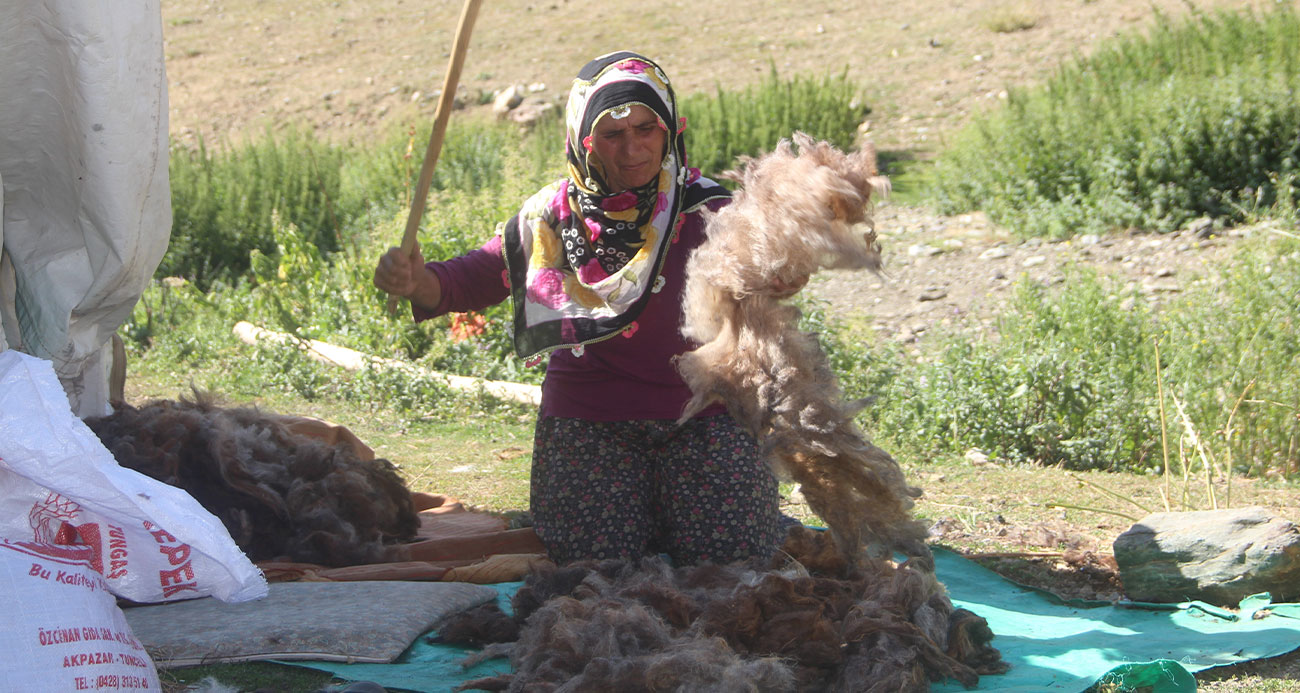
[27,493,132,580]
[143,521,199,598]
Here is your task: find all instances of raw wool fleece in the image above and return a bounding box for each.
[84,393,420,567]
[444,527,1006,692]
[675,133,928,567]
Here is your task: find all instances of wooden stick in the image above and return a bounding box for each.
[386,0,484,314]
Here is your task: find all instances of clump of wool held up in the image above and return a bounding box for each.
[85,392,420,567]
[440,527,1006,692]
[675,132,928,566]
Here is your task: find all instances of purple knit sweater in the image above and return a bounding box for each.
[414,200,727,421]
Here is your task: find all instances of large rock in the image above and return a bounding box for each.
[1114,507,1300,606]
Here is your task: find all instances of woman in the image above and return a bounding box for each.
[373,51,784,565]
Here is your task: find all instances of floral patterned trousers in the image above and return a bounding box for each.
[529,414,783,565]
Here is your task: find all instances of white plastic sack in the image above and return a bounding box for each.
[0,0,172,417]
[0,350,267,604]
[1,539,161,692]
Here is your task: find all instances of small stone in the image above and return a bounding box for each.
[908,244,942,257]
[1079,234,1101,246]
[507,99,556,128]
[1022,255,1047,268]
[918,287,948,302]
[1185,216,1215,238]
[964,448,990,465]
[492,84,526,115]
[979,247,1009,260]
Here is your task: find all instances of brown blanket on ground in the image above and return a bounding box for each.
[259,493,550,584]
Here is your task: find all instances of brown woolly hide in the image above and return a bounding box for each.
[84,393,419,567]
[675,132,929,567]
[432,603,521,648]
[443,527,1005,692]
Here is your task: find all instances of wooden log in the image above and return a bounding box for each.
[232,321,540,406]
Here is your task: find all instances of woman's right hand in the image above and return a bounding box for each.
[374,244,441,310]
[373,244,424,298]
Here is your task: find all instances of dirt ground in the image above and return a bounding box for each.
[161,0,1287,153]
[807,204,1277,344]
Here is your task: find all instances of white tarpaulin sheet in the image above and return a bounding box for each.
[0,0,171,417]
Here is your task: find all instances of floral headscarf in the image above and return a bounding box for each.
[501,51,728,359]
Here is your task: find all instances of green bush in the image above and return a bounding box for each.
[1162,237,1300,478]
[681,66,867,178]
[166,129,350,289]
[128,170,549,415]
[342,116,563,213]
[239,199,544,385]
[865,268,1161,471]
[165,117,563,291]
[857,236,1300,479]
[930,5,1300,237]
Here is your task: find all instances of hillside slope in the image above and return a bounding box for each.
[161,0,1284,155]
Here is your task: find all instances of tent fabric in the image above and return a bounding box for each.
[0,0,171,417]
[291,547,1300,692]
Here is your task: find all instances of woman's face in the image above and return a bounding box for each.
[589,104,666,192]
